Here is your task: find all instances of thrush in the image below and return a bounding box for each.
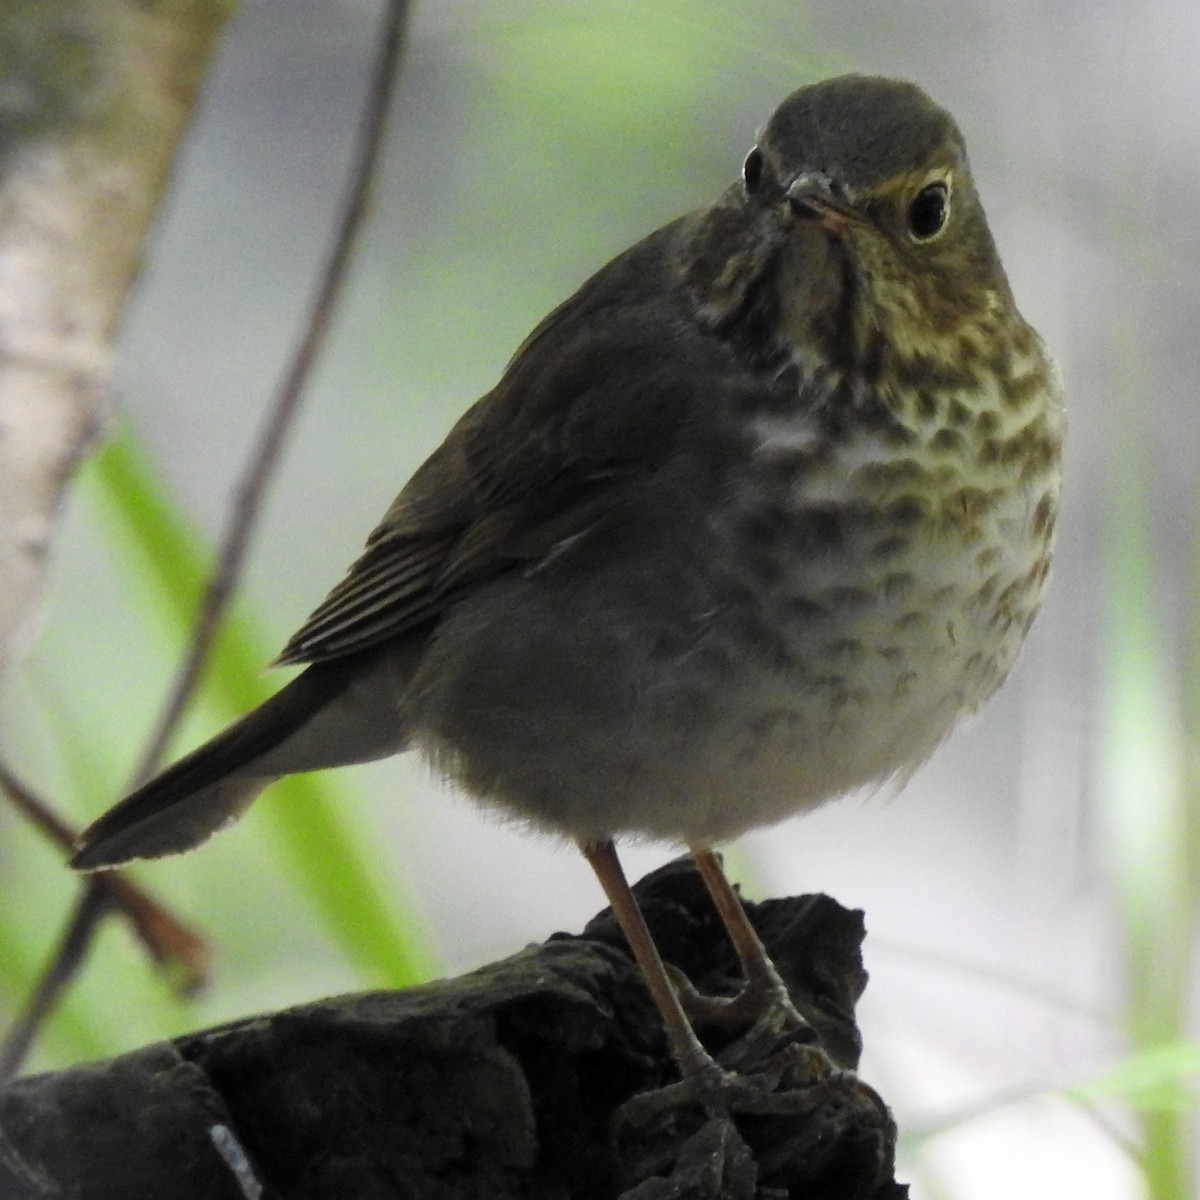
[72,75,1063,1095]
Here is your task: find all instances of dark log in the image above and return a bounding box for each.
[0,860,906,1199]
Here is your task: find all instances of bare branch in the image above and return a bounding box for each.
[0,0,413,1081]
[0,882,110,1083]
[0,761,210,988]
[134,0,413,783]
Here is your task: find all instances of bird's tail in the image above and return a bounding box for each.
[70,652,403,871]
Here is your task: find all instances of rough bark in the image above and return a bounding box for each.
[0,0,230,672]
[0,861,907,1199]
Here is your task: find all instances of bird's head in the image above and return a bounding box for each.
[681,75,1017,383]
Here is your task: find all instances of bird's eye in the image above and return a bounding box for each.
[907,181,950,240]
[742,147,765,195]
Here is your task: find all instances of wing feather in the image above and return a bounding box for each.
[273,217,734,669]
[275,535,453,665]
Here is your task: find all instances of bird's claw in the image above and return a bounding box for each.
[665,963,765,1024]
[616,1038,839,1136]
[663,961,816,1073]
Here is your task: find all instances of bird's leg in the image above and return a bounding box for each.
[579,838,726,1087]
[676,846,811,1050]
[581,839,835,1126]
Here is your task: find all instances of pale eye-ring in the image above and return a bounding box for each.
[742,147,765,195]
[907,180,950,241]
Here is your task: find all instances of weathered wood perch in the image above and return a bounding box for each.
[0,861,906,1199]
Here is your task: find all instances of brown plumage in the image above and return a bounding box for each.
[72,76,1063,1094]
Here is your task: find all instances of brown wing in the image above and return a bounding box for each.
[273,533,455,665]
[275,217,718,668]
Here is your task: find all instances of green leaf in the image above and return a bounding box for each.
[83,423,435,990]
[1068,1042,1200,1113]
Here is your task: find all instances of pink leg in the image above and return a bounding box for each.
[579,838,717,1080]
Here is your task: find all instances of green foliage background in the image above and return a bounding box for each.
[0,3,1196,1197]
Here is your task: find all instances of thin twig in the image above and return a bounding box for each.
[0,757,93,850]
[0,760,210,989]
[0,0,412,1081]
[0,880,109,1081]
[133,0,413,783]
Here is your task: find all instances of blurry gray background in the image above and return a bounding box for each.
[5,2,1199,1197]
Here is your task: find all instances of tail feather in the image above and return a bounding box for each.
[71,774,274,870]
[70,660,363,871]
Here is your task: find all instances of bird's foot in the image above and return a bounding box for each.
[667,962,807,1028]
[666,963,766,1024]
[613,1039,879,1199]
[621,1036,836,1126]
[666,961,817,1074]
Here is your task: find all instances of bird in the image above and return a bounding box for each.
[72,75,1063,1094]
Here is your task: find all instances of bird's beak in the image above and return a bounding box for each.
[785,172,861,235]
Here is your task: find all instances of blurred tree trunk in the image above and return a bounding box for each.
[0,0,231,674]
